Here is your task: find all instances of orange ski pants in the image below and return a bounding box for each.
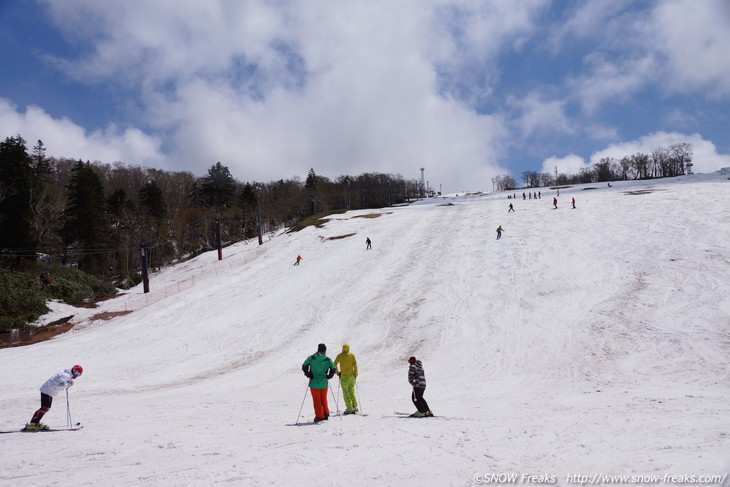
[310,388,330,419]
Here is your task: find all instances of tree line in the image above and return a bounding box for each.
[0,135,423,286]
[491,142,693,191]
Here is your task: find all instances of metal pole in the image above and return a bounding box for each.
[66,388,72,428]
[216,218,222,260]
[256,190,263,246]
[329,386,342,421]
[295,385,309,425]
[356,380,363,414]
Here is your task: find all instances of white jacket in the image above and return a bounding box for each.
[39,369,74,397]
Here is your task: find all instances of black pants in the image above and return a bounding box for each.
[411,387,430,413]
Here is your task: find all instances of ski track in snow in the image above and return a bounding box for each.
[1,175,730,486]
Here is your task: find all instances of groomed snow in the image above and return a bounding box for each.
[2,173,729,486]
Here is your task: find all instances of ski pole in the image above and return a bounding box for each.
[66,388,72,428]
[335,378,341,412]
[295,385,309,425]
[329,386,342,421]
[356,379,363,414]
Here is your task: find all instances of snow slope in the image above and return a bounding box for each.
[2,173,730,486]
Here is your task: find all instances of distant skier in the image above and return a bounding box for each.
[553,197,558,209]
[334,344,359,414]
[294,255,303,266]
[571,197,576,209]
[302,344,336,422]
[366,237,372,250]
[407,357,432,417]
[27,365,83,430]
[508,203,514,213]
[496,225,504,240]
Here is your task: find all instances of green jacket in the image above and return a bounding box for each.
[302,352,336,389]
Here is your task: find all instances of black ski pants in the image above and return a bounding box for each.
[411,387,430,413]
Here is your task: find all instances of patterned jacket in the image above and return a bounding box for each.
[408,361,427,388]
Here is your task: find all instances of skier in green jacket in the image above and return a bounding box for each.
[302,344,336,422]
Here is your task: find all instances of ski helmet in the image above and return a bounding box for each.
[71,365,83,377]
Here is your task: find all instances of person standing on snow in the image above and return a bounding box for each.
[365,237,372,250]
[302,344,336,422]
[553,197,558,209]
[571,197,576,209]
[407,357,432,417]
[496,225,504,240]
[334,344,359,414]
[27,365,83,430]
[294,255,303,266]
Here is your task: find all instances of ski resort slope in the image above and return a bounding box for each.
[2,174,730,486]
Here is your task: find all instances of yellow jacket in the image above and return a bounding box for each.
[334,344,358,377]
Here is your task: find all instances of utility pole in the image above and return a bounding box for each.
[255,185,263,246]
[215,217,222,260]
[140,244,150,293]
[346,177,351,210]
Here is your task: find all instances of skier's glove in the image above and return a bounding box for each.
[336,371,341,377]
[326,370,335,379]
[306,372,314,379]
[66,380,74,388]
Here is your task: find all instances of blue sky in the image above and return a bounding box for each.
[1,0,729,192]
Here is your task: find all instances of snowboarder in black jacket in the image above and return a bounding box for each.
[407,357,432,417]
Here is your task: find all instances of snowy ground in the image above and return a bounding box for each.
[2,173,730,487]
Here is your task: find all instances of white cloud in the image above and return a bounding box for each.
[510,92,573,138]
[540,153,589,176]
[34,0,533,191]
[570,54,657,115]
[649,0,730,97]
[0,98,164,166]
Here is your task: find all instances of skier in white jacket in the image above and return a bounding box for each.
[27,365,83,430]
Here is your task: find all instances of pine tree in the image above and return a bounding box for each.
[31,139,52,179]
[199,162,235,209]
[139,180,166,222]
[62,161,108,274]
[0,135,37,267]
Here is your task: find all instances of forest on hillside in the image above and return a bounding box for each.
[0,135,424,287]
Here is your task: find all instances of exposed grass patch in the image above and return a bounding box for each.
[623,188,665,196]
[287,210,348,233]
[352,212,391,219]
[325,233,356,241]
[90,310,133,321]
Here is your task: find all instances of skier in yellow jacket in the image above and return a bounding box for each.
[334,344,358,414]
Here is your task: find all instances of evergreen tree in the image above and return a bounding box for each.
[31,139,52,179]
[62,160,108,273]
[305,168,317,190]
[139,180,166,222]
[199,162,235,209]
[0,135,37,267]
